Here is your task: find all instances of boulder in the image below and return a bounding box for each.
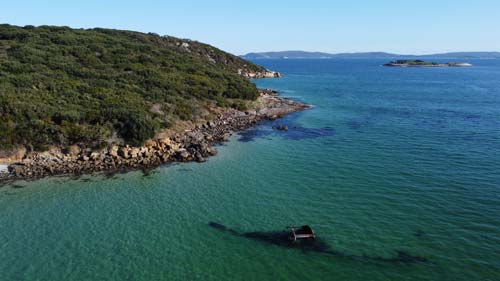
[143,149,153,158]
[245,110,257,116]
[130,148,140,158]
[187,132,204,142]
[273,125,289,131]
[175,149,190,160]
[8,163,26,176]
[90,152,101,160]
[222,133,231,141]
[194,152,205,162]
[158,137,173,148]
[144,140,156,148]
[180,151,190,159]
[207,148,216,156]
[108,146,119,158]
[118,147,130,159]
[139,147,148,156]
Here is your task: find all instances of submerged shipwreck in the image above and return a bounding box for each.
[209,222,428,264]
[288,225,315,242]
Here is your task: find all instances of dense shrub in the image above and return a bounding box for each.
[0,24,265,150]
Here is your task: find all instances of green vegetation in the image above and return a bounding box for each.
[0,24,266,150]
[384,60,439,66]
[400,60,437,65]
[384,60,472,67]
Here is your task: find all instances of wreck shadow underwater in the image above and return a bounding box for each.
[208,222,429,265]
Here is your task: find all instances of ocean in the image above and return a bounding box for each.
[1,59,499,280]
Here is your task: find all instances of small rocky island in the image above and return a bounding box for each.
[384,60,472,67]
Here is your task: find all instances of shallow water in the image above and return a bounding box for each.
[1,59,499,280]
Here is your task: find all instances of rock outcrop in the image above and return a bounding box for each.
[239,69,283,79]
[272,125,289,131]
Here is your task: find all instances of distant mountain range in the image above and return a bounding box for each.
[241,51,500,59]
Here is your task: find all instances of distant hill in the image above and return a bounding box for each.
[242,51,336,59]
[417,52,500,59]
[242,51,500,59]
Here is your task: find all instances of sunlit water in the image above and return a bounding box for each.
[1,59,499,280]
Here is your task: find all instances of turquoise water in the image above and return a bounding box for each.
[1,59,500,280]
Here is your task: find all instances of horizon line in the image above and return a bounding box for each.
[240,50,500,56]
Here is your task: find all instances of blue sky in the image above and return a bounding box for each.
[2,0,499,55]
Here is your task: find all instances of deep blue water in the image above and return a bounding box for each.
[0,59,499,280]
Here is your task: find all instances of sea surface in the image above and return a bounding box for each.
[1,59,499,280]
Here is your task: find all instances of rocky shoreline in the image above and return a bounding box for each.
[0,92,308,185]
[240,69,283,79]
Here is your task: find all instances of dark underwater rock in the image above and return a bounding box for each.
[272,125,289,131]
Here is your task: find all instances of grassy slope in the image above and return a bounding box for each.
[0,24,266,150]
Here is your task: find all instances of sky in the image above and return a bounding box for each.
[2,0,500,55]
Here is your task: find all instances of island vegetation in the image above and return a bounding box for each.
[0,24,270,151]
[383,60,472,67]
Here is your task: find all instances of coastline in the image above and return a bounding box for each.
[0,91,309,185]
